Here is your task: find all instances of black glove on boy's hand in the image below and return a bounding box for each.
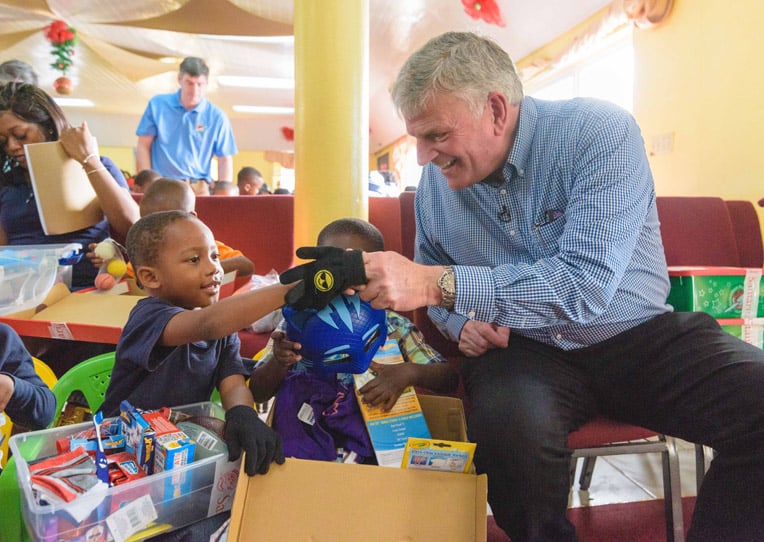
[224,405,285,476]
[279,246,367,310]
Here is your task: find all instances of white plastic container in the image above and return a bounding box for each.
[10,401,240,542]
[0,243,82,315]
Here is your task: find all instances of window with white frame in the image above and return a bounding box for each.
[524,28,634,113]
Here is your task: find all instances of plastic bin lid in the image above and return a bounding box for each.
[0,243,83,316]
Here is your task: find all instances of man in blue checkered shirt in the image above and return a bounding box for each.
[333,32,764,542]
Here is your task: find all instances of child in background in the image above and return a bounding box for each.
[100,210,290,480]
[121,177,254,280]
[130,168,161,194]
[210,180,239,196]
[0,323,56,431]
[236,166,265,195]
[250,218,458,410]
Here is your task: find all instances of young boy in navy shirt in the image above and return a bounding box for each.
[100,210,289,477]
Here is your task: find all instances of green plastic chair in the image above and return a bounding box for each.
[0,352,115,542]
[49,351,115,427]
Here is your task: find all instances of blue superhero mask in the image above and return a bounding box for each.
[282,292,387,376]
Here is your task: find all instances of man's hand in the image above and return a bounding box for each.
[279,246,366,310]
[356,252,442,312]
[224,405,285,475]
[458,321,510,357]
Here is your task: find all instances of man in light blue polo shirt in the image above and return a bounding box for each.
[136,57,237,196]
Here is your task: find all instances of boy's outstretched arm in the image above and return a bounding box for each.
[160,282,294,346]
[219,374,284,476]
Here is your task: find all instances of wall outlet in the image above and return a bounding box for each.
[651,132,674,155]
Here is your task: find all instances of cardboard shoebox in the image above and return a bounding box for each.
[718,318,764,349]
[0,280,145,344]
[10,401,240,542]
[0,271,237,344]
[667,266,764,319]
[227,394,488,541]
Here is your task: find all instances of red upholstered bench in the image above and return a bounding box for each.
[656,196,741,266]
[724,199,763,268]
[368,197,403,254]
[195,195,296,359]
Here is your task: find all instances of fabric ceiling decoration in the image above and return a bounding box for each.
[516,0,673,84]
[114,0,292,37]
[0,29,37,50]
[621,0,674,28]
[0,0,295,119]
[264,150,295,169]
[0,0,616,152]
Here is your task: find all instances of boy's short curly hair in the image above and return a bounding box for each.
[317,218,385,252]
[127,210,196,268]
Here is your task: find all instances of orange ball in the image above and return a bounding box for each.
[95,273,116,290]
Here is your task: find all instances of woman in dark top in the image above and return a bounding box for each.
[0,82,138,289]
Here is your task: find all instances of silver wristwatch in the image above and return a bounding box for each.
[437,266,455,311]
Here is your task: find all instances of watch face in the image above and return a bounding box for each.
[438,268,455,310]
[439,269,455,293]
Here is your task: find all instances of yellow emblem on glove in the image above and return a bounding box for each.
[314,269,335,292]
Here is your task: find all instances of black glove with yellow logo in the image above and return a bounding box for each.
[279,246,367,310]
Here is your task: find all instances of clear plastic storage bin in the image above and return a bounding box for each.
[0,243,82,316]
[10,401,240,542]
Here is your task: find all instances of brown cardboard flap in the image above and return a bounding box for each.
[30,293,142,327]
[419,394,469,442]
[229,394,487,541]
[0,282,146,344]
[228,458,487,541]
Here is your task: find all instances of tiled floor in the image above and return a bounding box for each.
[568,438,701,508]
[481,438,703,519]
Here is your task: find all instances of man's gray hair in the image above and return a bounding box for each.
[391,32,524,119]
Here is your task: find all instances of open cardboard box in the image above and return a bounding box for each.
[0,280,145,343]
[0,272,236,344]
[227,394,488,541]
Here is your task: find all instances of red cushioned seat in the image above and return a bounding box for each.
[237,330,270,359]
[724,200,763,268]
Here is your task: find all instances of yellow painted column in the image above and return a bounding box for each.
[293,0,369,250]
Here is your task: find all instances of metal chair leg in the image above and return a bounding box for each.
[578,456,596,490]
[569,457,578,488]
[661,436,685,542]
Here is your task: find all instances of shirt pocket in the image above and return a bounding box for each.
[531,217,566,259]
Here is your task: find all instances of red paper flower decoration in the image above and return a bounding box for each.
[281,126,294,141]
[462,0,506,27]
[44,20,78,76]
